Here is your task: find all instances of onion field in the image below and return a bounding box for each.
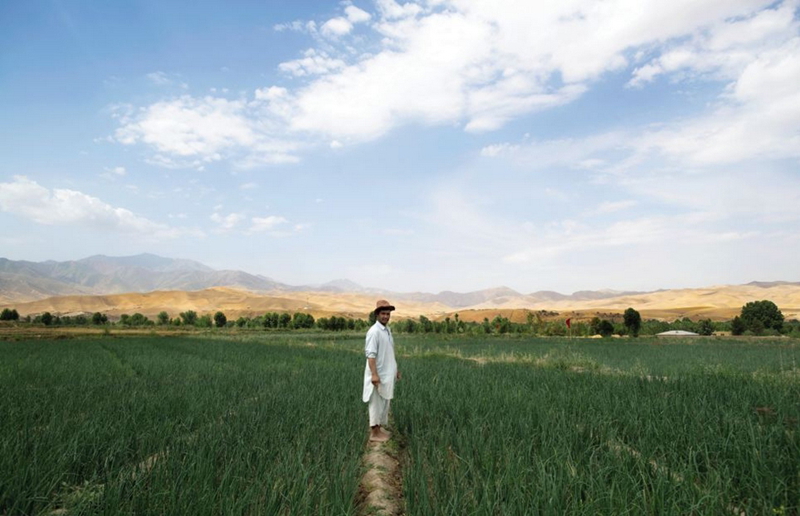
[2,334,799,515]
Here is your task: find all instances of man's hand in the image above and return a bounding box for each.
[371,374,381,386]
[396,371,402,380]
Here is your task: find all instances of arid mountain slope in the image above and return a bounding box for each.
[3,283,799,322]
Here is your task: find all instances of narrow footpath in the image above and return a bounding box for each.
[357,432,405,516]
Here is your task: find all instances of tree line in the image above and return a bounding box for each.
[2,300,797,337]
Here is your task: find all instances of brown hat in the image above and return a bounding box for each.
[374,299,396,314]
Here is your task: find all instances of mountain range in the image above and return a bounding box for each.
[0,253,647,306]
[1,254,799,321]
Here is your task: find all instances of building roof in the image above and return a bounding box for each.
[656,330,700,336]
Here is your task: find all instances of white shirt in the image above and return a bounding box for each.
[362,321,397,402]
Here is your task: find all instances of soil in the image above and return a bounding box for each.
[358,439,404,516]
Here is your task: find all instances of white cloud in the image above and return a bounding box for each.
[239,182,258,190]
[321,17,353,37]
[114,1,797,170]
[345,5,372,23]
[278,49,347,77]
[115,96,254,158]
[115,95,302,167]
[0,176,195,238]
[210,211,246,231]
[249,215,289,232]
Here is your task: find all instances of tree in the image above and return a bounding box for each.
[129,313,151,326]
[590,317,602,335]
[180,310,198,326]
[623,308,642,337]
[92,312,108,325]
[197,315,213,328]
[731,316,745,336]
[597,319,614,337]
[41,312,53,326]
[697,319,715,336]
[157,311,170,325]
[740,300,784,335]
[214,311,227,328]
[1,308,19,321]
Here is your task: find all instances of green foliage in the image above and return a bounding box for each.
[179,310,198,326]
[0,337,364,515]
[397,336,800,515]
[196,315,212,328]
[40,312,53,326]
[623,307,642,337]
[213,311,227,328]
[0,308,19,321]
[740,300,784,335]
[156,311,169,325]
[597,319,614,337]
[731,316,746,336]
[91,312,108,325]
[291,312,314,329]
[697,319,715,336]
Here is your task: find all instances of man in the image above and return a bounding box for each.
[362,299,400,442]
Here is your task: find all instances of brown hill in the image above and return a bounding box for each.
[2,283,799,322]
[2,287,451,320]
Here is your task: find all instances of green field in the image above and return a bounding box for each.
[2,334,799,515]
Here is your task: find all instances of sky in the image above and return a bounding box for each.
[1,0,799,294]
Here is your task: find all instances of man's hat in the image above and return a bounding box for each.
[374,299,396,314]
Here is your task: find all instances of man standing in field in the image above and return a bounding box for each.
[363,300,399,442]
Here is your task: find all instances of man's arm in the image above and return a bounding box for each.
[368,357,380,385]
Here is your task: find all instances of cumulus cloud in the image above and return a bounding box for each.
[114,95,301,166]
[114,0,797,168]
[0,176,196,238]
[321,17,354,37]
[345,5,372,23]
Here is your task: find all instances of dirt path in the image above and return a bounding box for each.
[358,434,404,516]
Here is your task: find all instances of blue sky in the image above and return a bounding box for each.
[1,0,799,293]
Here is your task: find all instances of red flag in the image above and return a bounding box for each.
[565,318,572,328]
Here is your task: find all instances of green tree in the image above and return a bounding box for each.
[197,315,213,328]
[214,311,227,328]
[623,308,642,337]
[697,319,715,336]
[40,312,53,326]
[180,310,198,326]
[740,300,784,335]
[1,308,19,321]
[129,313,150,326]
[597,319,614,337]
[91,312,108,325]
[731,316,745,335]
[157,311,169,325]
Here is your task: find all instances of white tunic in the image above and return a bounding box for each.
[362,321,397,402]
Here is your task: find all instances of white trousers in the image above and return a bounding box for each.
[368,389,391,427]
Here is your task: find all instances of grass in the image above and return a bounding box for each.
[1,333,798,515]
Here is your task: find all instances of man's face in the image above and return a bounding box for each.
[377,309,391,325]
